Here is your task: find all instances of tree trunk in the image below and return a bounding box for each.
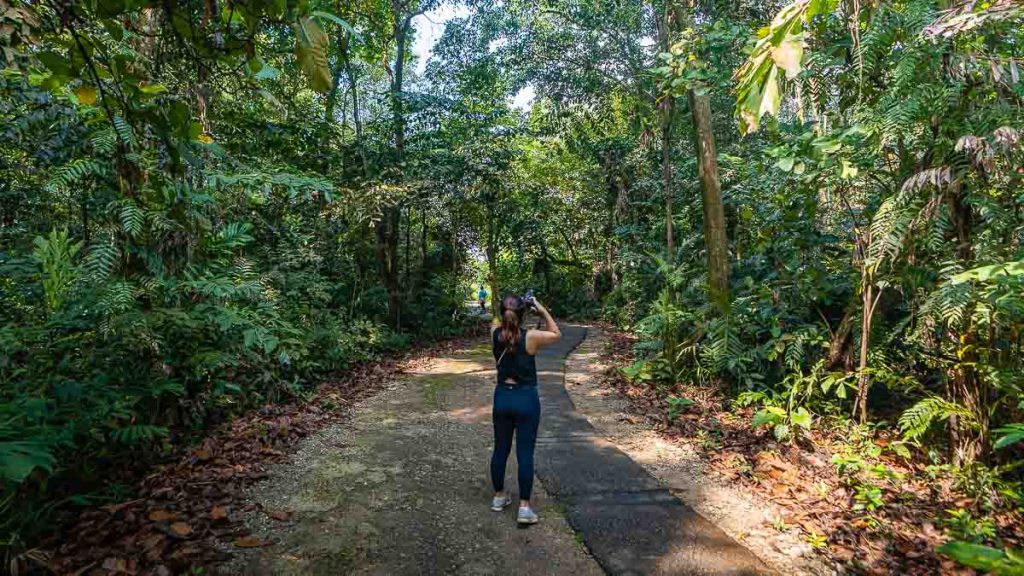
[404,205,411,296]
[375,209,401,328]
[947,184,985,464]
[853,230,881,424]
[325,33,350,125]
[656,5,675,266]
[419,208,428,292]
[486,201,500,322]
[688,89,730,311]
[376,9,410,329]
[661,114,675,264]
[343,52,369,177]
[855,267,873,423]
[826,300,858,370]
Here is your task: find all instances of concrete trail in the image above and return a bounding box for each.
[229,325,772,575]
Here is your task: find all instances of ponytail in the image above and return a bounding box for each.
[499,295,524,355]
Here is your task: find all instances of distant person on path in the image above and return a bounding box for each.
[478,285,488,314]
[490,294,561,525]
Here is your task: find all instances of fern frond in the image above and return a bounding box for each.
[82,242,120,282]
[46,159,107,192]
[899,396,977,440]
[112,115,137,150]
[108,425,168,445]
[120,201,144,238]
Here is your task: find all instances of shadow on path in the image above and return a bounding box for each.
[536,325,775,576]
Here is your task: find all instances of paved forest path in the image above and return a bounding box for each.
[229,325,772,575]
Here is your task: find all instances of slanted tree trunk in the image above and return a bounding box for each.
[852,229,882,424]
[688,89,730,311]
[856,263,874,423]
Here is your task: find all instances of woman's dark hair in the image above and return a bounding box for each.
[499,295,526,354]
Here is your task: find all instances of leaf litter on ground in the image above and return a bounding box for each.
[597,325,1021,576]
[30,324,490,576]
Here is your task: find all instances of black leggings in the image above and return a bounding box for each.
[490,385,540,500]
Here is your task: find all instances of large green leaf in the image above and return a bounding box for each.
[790,407,813,430]
[993,424,1024,450]
[752,406,785,428]
[0,441,56,483]
[293,16,332,93]
[312,10,358,38]
[937,541,1024,574]
[952,260,1024,284]
[734,0,839,134]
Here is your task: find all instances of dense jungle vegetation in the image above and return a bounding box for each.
[1,0,1023,572]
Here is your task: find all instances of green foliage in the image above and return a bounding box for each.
[941,508,997,544]
[994,424,1024,451]
[899,397,978,441]
[937,541,1024,576]
[1,0,1023,566]
[852,482,885,512]
[666,396,696,423]
[31,229,81,312]
[0,0,472,556]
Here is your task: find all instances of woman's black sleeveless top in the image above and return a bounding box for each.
[492,328,538,387]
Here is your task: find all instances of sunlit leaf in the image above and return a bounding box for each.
[74,84,97,105]
[293,16,332,93]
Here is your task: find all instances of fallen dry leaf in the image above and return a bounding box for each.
[147,510,174,522]
[169,522,193,537]
[210,505,228,521]
[234,536,273,548]
[268,510,291,522]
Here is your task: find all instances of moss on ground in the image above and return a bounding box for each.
[422,374,459,408]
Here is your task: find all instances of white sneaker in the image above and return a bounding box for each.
[491,495,512,511]
[517,506,539,524]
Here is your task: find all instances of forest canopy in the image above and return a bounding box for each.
[2,0,1024,573]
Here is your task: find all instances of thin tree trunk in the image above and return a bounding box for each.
[853,231,882,423]
[404,205,411,296]
[486,201,500,322]
[343,54,369,177]
[419,207,428,293]
[688,89,730,311]
[376,9,411,329]
[325,33,349,124]
[661,116,675,264]
[948,184,985,464]
[656,4,675,266]
[856,268,873,423]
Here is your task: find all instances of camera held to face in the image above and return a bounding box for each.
[522,290,536,309]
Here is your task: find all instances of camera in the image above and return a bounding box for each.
[522,289,536,308]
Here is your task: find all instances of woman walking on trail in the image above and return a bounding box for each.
[490,294,561,524]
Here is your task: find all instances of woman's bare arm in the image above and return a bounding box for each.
[527,300,561,353]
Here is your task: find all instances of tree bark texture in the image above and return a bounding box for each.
[688,89,730,311]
